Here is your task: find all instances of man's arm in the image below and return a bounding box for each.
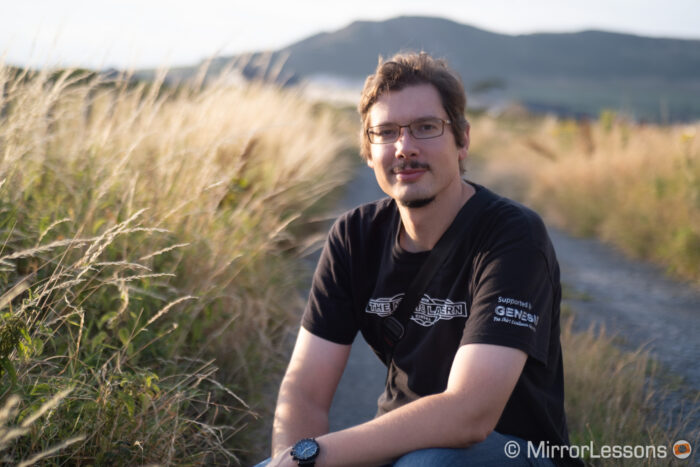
[271,327,351,456]
[271,342,527,466]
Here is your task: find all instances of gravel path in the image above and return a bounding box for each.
[323,165,388,431]
[317,165,700,434]
[549,228,700,390]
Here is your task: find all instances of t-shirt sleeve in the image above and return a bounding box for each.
[461,236,553,365]
[301,218,359,345]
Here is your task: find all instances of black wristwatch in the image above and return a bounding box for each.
[290,438,320,465]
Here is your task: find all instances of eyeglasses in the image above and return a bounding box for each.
[367,118,451,144]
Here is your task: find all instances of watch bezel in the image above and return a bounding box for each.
[290,437,320,463]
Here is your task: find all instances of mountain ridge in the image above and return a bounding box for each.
[197,16,700,120]
[274,16,700,81]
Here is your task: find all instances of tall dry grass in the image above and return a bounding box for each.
[471,113,700,283]
[561,311,698,465]
[0,64,351,464]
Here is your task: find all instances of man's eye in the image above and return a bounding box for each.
[417,122,438,131]
[377,127,397,137]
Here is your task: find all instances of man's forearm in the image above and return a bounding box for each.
[312,390,490,466]
[269,329,352,459]
[271,381,331,456]
[268,344,525,466]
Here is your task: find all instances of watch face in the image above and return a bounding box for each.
[293,438,319,460]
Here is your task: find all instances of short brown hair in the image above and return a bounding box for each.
[358,52,469,164]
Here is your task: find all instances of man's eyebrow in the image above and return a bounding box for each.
[370,115,441,126]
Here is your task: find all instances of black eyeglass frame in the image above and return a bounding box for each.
[366,118,452,144]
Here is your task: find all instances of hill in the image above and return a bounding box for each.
[186,16,700,121]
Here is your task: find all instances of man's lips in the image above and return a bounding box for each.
[393,167,427,181]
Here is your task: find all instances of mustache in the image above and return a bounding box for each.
[392,160,430,173]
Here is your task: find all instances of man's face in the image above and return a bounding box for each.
[366,84,468,208]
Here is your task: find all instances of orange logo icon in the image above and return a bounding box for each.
[673,440,692,459]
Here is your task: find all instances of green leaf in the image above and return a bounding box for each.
[32,338,44,357]
[138,393,151,414]
[30,383,51,396]
[98,311,118,329]
[0,357,17,386]
[90,331,108,351]
[145,374,159,389]
[92,218,106,234]
[117,328,130,346]
[119,392,135,417]
[38,215,50,234]
[18,342,31,360]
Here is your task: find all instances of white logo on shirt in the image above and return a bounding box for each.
[365,294,402,317]
[365,294,468,327]
[493,296,539,332]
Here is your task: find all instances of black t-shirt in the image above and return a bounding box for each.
[302,183,578,465]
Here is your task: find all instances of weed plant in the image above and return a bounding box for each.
[0,64,350,464]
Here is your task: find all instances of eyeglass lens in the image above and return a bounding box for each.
[368,118,446,143]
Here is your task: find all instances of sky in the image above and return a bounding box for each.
[3,0,700,70]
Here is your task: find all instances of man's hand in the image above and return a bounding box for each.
[267,446,295,467]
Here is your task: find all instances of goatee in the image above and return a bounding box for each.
[399,197,435,208]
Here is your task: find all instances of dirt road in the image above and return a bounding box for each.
[549,228,700,390]
[322,165,388,431]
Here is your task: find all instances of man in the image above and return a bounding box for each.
[260,52,580,466]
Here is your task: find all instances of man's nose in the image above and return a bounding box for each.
[394,127,419,158]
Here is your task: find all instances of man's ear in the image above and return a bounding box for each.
[458,124,471,161]
[366,155,375,168]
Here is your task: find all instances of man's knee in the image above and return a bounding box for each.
[392,432,545,466]
[393,447,458,467]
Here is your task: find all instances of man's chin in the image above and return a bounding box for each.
[398,196,436,208]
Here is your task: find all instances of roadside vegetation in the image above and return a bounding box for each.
[560,308,697,466]
[0,64,351,465]
[471,112,699,464]
[470,113,700,284]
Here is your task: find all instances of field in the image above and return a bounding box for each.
[470,112,700,284]
[1,65,698,465]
